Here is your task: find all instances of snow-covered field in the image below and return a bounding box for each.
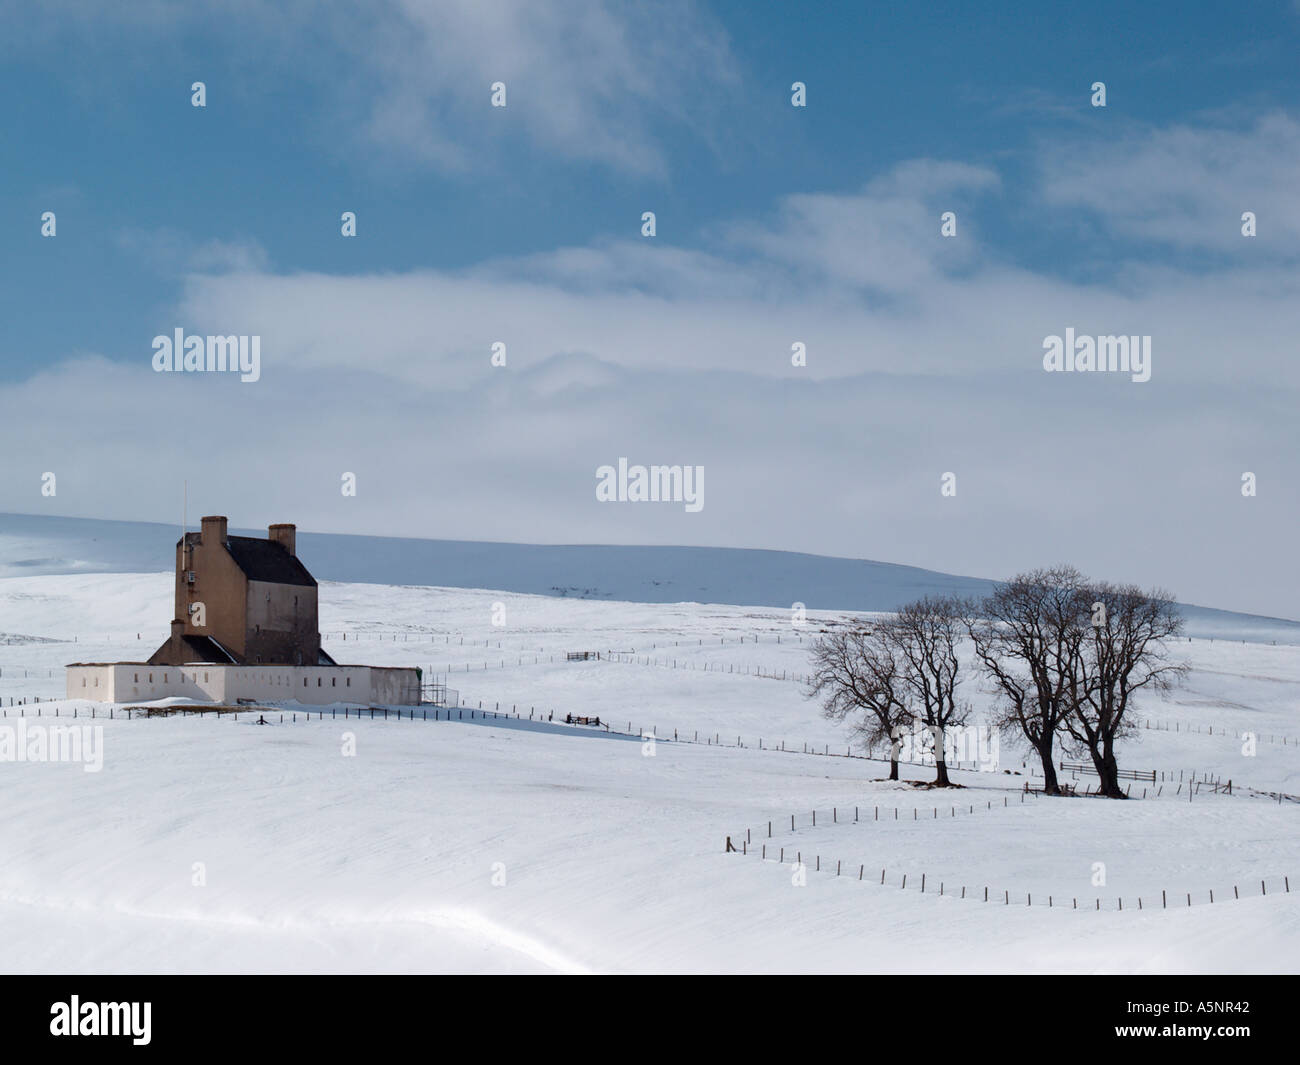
[1,572,1298,973]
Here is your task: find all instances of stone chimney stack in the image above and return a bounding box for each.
[200,515,228,546]
[268,523,296,556]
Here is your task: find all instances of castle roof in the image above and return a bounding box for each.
[180,531,317,587]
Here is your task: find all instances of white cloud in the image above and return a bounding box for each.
[8,130,1300,618]
[722,160,1001,293]
[1039,112,1300,253]
[354,0,740,176]
[5,342,1295,620]
[0,0,741,177]
[117,229,271,275]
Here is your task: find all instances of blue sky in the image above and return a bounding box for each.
[2,1,1299,617]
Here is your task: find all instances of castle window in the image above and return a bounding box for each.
[317,678,322,687]
[149,673,153,682]
[134,673,139,683]
[346,678,351,687]
[81,677,86,687]
[304,677,308,687]
[331,678,336,687]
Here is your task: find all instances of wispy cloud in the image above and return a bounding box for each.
[6,103,1300,617]
[116,229,271,275]
[1039,112,1300,254]
[0,0,741,178]
[722,160,1001,293]
[351,0,741,176]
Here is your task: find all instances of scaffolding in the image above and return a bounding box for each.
[419,679,459,707]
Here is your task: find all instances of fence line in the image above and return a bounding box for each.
[0,696,1003,776]
[1242,785,1300,805]
[724,837,1294,913]
[0,702,570,727]
[605,652,809,684]
[1141,718,1299,749]
[13,701,1286,810]
[5,696,1294,807]
[731,794,1043,853]
[321,632,814,649]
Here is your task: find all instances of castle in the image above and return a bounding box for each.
[148,516,334,668]
[66,517,419,706]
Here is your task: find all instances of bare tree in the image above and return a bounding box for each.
[1068,581,1189,798]
[807,623,909,779]
[966,566,1090,796]
[889,596,970,786]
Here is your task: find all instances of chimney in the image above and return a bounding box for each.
[171,618,186,638]
[268,523,296,556]
[200,515,228,546]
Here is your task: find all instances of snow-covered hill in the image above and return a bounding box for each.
[3,512,1297,644]
[1,569,1297,973]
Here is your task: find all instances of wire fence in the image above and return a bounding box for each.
[732,795,1042,846]
[321,631,818,648]
[604,652,809,684]
[1141,717,1300,748]
[0,702,570,726]
[0,696,1010,775]
[724,835,1294,912]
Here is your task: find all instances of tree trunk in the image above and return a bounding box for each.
[1099,738,1124,798]
[1037,738,1060,796]
[934,757,951,787]
[888,756,899,781]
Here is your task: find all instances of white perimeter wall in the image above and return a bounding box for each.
[66,664,421,706]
